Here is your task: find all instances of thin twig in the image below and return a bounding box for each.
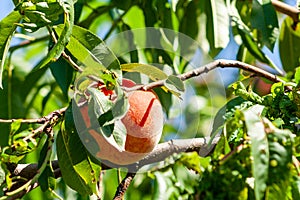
[0,107,67,124]
[113,173,136,200]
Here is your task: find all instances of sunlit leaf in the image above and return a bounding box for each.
[164,75,185,97]
[0,11,22,88]
[57,105,100,197]
[121,63,168,81]
[0,163,5,185]
[55,25,121,77]
[295,67,300,85]
[206,0,230,57]
[279,17,300,73]
[34,0,74,70]
[266,120,294,199]
[178,152,201,174]
[153,171,174,200]
[9,119,22,136]
[243,105,268,200]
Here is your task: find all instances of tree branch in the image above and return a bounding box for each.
[272,0,299,23]
[124,59,285,92]
[7,135,220,181]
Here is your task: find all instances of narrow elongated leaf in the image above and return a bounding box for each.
[121,63,168,81]
[292,176,300,199]
[178,0,199,58]
[55,25,120,75]
[279,17,300,73]
[50,56,75,98]
[20,66,48,100]
[266,121,294,199]
[0,11,22,88]
[121,23,139,63]
[57,127,93,196]
[206,0,230,57]
[251,0,279,50]
[178,0,198,40]
[235,20,283,75]
[153,171,171,200]
[243,105,269,200]
[57,106,100,196]
[38,140,56,192]
[34,0,74,70]
[0,163,5,185]
[153,87,172,117]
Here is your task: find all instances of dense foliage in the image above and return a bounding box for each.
[0,0,300,199]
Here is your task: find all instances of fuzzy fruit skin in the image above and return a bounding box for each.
[78,79,163,165]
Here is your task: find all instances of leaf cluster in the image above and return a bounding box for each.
[0,0,300,199]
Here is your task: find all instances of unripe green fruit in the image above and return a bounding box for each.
[79,79,163,165]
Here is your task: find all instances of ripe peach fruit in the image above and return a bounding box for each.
[78,79,164,165]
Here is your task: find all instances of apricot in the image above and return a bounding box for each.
[77,79,164,166]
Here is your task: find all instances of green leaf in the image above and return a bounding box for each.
[0,11,22,88]
[34,0,74,71]
[177,0,199,58]
[251,0,279,50]
[153,171,174,200]
[178,152,202,174]
[266,121,294,199]
[178,0,198,39]
[243,105,269,200]
[38,140,56,192]
[55,25,121,76]
[94,86,128,149]
[57,105,100,197]
[156,0,174,30]
[234,18,283,75]
[9,119,22,136]
[0,163,5,185]
[210,97,247,142]
[164,75,185,96]
[121,63,168,81]
[292,176,300,199]
[17,0,64,32]
[50,56,75,98]
[88,88,113,119]
[279,17,300,73]
[113,0,132,10]
[153,87,172,118]
[205,0,230,57]
[121,23,139,63]
[295,67,300,85]
[20,66,48,100]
